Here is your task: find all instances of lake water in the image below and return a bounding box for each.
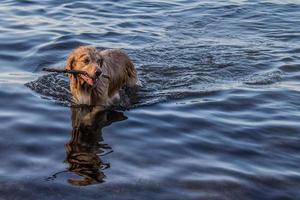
[1,0,300,199]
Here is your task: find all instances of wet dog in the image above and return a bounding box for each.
[65,46,137,106]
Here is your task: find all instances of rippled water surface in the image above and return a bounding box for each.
[1,0,300,199]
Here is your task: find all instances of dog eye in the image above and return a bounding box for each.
[83,58,90,64]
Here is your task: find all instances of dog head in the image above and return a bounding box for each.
[65,46,104,86]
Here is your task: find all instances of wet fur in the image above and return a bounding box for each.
[65,46,137,106]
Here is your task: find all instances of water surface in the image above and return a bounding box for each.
[1,0,300,199]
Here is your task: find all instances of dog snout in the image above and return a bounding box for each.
[94,68,102,78]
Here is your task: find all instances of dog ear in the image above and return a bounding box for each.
[65,53,75,70]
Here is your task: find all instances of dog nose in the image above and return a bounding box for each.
[94,69,102,78]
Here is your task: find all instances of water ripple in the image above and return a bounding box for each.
[1,0,300,199]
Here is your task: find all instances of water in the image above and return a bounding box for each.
[1,0,300,199]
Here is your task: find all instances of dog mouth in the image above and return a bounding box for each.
[79,70,102,86]
[80,74,94,86]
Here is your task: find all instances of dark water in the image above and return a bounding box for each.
[1,0,300,199]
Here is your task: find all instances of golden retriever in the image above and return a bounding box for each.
[65,46,137,106]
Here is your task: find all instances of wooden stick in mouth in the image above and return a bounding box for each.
[42,68,110,80]
[42,68,94,79]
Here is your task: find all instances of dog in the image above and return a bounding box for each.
[65,46,137,106]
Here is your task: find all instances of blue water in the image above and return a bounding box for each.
[0,0,300,199]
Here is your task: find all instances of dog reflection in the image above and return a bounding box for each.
[65,106,127,186]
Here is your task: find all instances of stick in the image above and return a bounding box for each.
[42,68,93,79]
